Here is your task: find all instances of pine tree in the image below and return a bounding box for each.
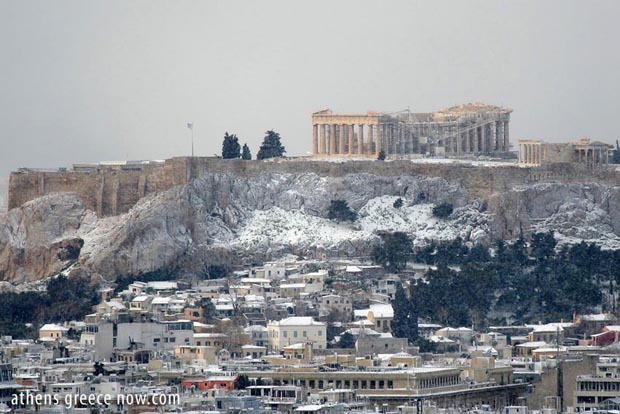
[338,332,356,348]
[222,133,241,159]
[391,283,418,344]
[372,232,412,273]
[241,143,252,160]
[327,199,357,222]
[256,130,286,160]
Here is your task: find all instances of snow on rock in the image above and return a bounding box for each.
[231,196,479,253]
[3,171,620,283]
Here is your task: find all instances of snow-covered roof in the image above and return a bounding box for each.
[531,325,564,333]
[344,328,380,336]
[244,325,268,332]
[436,327,473,335]
[369,304,394,318]
[244,295,265,302]
[429,335,455,343]
[147,281,178,290]
[283,342,306,350]
[194,333,227,338]
[354,309,369,318]
[39,324,68,332]
[392,351,413,358]
[346,266,362,273]
[240,278,271,284]
[105,301,126,310]
[151,297,171,305]
[270,317,325,327]
[532,346,568,353]
[295,405,325,412]
[132,295,151,302]
[280,283,306,289]
[516,341,548,348]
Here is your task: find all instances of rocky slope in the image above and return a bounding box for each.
[1,172,620,283]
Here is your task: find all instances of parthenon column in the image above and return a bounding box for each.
[526,144,531,164]
[319,124,326,154]
[504,121,509,150]
[472,129,478,153]
[339,124,346,154]
[312,124,319,155]
[481,126,487,153]
[375,125,381,156]
[463,131,469,153]
[358,124,365,155]
[329,124,336,155]
[525,144,529,164]
[497,122,504,151]
[348,124,355,155]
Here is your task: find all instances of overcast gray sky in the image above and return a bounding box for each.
[1,0,619,177]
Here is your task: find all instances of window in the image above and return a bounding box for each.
[318,330,322,336]
[303,331,307,337]
[283,331,288,338]
[294,331,298,338]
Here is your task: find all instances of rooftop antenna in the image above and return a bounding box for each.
[187,122,194,157]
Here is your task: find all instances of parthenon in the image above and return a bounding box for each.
[312,103,512,158]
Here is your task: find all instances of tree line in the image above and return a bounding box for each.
[0,275,99,339]
[384,231,620,342]
[221,130,285,160]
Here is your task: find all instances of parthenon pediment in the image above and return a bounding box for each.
[312,109,332,115]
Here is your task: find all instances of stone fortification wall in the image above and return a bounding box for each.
[7,157,619,217]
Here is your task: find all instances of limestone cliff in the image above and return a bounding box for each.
[1,171,620,283]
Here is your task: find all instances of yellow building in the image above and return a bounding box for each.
[267,317,326,351]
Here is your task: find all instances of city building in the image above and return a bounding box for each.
[267,317,326,351]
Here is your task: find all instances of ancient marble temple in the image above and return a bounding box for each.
[311,103,512,158]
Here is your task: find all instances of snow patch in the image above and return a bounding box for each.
[229,196,472,251]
